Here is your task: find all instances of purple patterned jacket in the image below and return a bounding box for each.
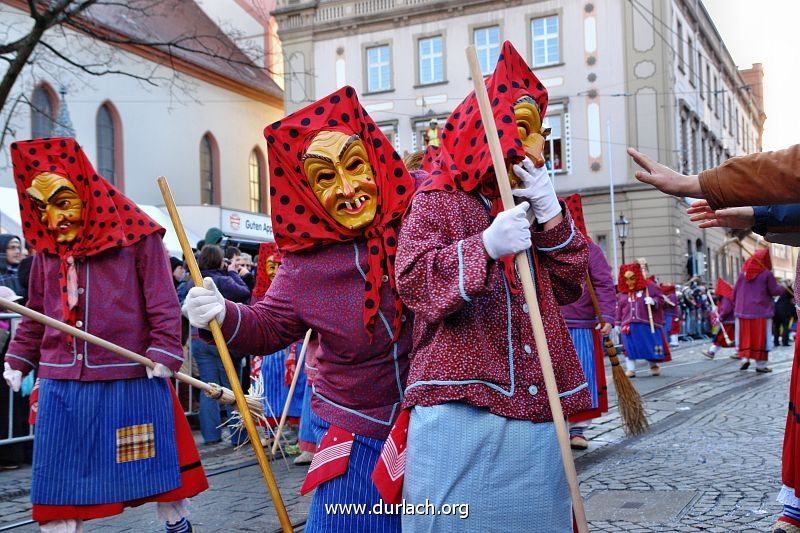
[396,190,591,422]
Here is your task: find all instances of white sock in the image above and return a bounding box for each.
[158,499,190,523]
[756,360,768,370]
[40,520,83,533]
[708,345,718,354]
[625,358,636,372]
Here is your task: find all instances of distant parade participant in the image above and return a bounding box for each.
[626,144,800,533]
[734,248,785,372]
[661,282,681,346]
[560,195,614,451]
[617,262,666,377]
[184,85,415,532]
[2,138,207,533]
[703,278,736,359]
[394,41,590,532]
[637,257,673,359]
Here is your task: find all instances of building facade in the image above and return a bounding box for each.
[0,0,283,234]
[274,0,778,284]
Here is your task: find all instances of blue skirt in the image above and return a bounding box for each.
[569,327,599,409]
[261,347,307,421]
[305,409,400,533]
[298,381,315,445]
[403,403,571,532]
[32,378,180,505]
[622,323,667,361]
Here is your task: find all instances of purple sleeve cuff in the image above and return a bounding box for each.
[532,212,576,252]
[459,233,492,302]
[145,346,184,372]
[5,353,36,374]
[220,301,243,344]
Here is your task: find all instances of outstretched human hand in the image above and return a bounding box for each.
[687,200,754,229]
[627,148,703,198]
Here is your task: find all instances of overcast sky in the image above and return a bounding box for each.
[703,0,800,151]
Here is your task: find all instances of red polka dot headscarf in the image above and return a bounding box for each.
[10,137,163,326]
[743,248,771,281]
[252,242,282,300]
[563,193,589,238]
[618,263,648,294]
[264,85,415,340]
[419,40,548,205]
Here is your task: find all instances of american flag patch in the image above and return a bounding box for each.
[116,423,155,463]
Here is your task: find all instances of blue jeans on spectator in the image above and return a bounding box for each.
[192,340,246,445]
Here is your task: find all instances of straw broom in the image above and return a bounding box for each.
[157,177,293,533]
[584,276,649,436]
[465,45,588,533]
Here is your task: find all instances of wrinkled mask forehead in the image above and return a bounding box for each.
[26,172,78,203]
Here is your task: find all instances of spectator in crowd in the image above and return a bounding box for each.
[204,227,226,248]
[16,253,34,306]
[775,280,796,347]
[0,234,23,294]
[192,244,251,445]
[0,286,30,470]
[238,253,256,291]
[169,257,185,289]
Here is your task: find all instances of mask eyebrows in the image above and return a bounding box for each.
[339,134,361,159]
[48,185,77,202]
[514,95,537,107]
[302,152,333,164]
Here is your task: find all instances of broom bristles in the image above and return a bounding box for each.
[608,354,649,435]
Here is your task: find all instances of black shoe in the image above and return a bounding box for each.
[740,361,751,371]
[756,367,773,373]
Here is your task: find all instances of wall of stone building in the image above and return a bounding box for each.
[0,3,283,212]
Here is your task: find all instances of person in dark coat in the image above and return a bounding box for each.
[775,282,796,347]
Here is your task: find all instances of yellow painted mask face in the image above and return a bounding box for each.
[303,131,378,231]
[26,173,83,244]
[513,96,549,181]
[624,270,637,292]
[265,255,280,281]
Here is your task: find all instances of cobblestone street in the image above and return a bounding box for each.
[0,342,793,531]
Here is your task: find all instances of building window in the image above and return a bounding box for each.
[595,234,607,255]
[474,26,500,75]
[378,122,398,150]
[773,243,788,259]
[543,110,565,172]
[200,134,217,205]
[722,93,727,129]
[249,148,264,213]
[418,36,444,85]
[713,76,720,116]
[531,15,559,68]
[735,108,740,144]
[687,38,695,86]
[31,85,56,138]
[698,55,704,99]
[680,113,689,174]
[676,21,684,72]
[412,116,447,152]
[705,65,711,101]
[728,96,733,133]
[366,45,391,93]
[96,103,118,185]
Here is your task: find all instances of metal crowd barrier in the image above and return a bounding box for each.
[1,312,199,447]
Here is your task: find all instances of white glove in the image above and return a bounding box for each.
[183,277,226,328]
[3,362,22,393]
[482,201,532,260]
[512,158,561,223]
[146,363,173,379]
[644,296,655,306]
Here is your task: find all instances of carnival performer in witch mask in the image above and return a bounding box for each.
[384,41,590,532]
[616,262,667,377]
[2,138,208,533]
[184,85,416,533]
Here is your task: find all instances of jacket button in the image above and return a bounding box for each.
[382,274,389,283]
[528,385,538,395]
[522,303,529,313]
[401,314,407,322]
[77,354,83,361]
[77,288,85,295]
[75,320,83,328]
[524,344,532,354]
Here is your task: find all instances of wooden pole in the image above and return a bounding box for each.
[272,329,313,455]
[707,294,732,346]
[465,45,588,533]
[0,296,267,414]
[157,177,293,533]
[644,286,656,333]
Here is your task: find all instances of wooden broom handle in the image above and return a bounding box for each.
[157,177,293,533]
[644,286,656,333]
[0,296,214,392]
[465,45,588,533]
[272,328,313,455]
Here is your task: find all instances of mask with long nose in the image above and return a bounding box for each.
[303,131,378,231]
[26,172,83,244]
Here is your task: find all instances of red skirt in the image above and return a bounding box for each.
[713,324,736,347]
[569,329,609,423]
[33,384,209,523]
[783,341,800,494]
[737,318,770,361]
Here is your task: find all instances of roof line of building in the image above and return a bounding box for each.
[3,0,284,107]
